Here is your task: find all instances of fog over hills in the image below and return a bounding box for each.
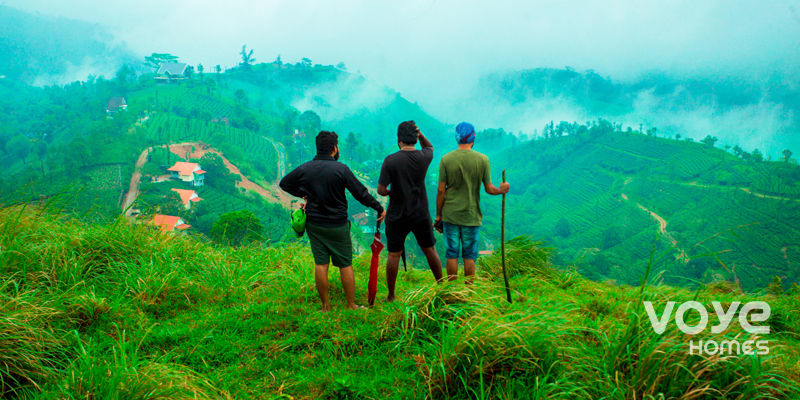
[1,1,798,155]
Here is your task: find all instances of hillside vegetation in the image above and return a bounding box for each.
[478,122,800,291]
[1,205,798,399]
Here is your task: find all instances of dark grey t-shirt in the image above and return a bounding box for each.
[378,147,434,223]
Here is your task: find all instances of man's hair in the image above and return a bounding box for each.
[316,130,338,156]
[397,120,418,145]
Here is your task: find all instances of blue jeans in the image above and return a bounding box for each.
[443,222,480,260]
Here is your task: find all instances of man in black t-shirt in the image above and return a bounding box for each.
[378,121,444,301]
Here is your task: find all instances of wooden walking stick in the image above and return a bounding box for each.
[501,170,512,303]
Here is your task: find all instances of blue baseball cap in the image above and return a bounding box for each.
[455,122,475,144]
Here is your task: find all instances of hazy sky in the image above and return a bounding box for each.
[5,0,800,115]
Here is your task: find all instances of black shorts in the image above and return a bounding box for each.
[385,217,436,253]
[306,222,352,267]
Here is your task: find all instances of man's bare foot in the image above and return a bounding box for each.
[347,304,366,310]
[385,296,395,303]
[320,304,331,312]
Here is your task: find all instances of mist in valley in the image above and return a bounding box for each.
[2,0,799,155]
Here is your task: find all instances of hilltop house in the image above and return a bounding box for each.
[106,97,127,115]
[155,62,189,82]
[152,214,190,233]
[171,188,202,210]
[351,212,374,234]
[167,162,205,187]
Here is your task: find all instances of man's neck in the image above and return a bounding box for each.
[457,144,473,150]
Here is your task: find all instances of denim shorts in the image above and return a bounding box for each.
[443,222,480,260]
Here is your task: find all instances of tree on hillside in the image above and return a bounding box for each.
[234,89,249,107]
[752,148,764,162]
[345,132,360,162]
[145,53,178,70]
[783,149,793,162]
[199,153,240,193]
[732,145,744,158]
[240,45,255,69]
[701,135,718,147]
[210,210,264,246]
[554,217,571,238]
[298,110,321,135]
[300,57,312,68]
[7,135,32,165]
[35,141,47,176]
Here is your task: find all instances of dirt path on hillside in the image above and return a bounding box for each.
[620,192,689,263]
[122,141,292,218]
[121,146,156,216]
[739,188,800,202]
[167,142,292,207]
[627,176,800,203]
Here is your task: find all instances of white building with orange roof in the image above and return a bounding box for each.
[151,214,191,233]
[171,188,202,210]
[167,162,205,187]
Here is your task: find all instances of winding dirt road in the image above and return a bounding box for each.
[166,142,292,207]
[121,141,292,217]
[620,190,689,263]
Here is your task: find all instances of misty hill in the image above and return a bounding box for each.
[487,122,800,290]
[1,206,798,398]
[0,5,134,84]
[2,56,799,292]
[469,68,800,156]
[221,60,449,145]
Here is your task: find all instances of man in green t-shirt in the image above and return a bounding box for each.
[435,122,510,281]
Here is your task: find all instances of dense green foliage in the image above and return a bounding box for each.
[488,121,800,290]
[1,206,798,398]
[210,210,264,246]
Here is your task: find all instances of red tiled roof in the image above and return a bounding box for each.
[107,97,126,111]
[195,170,206,174]
[152,214,181,232]
[167,162,201,176]
[176,224,191,230]
[170,188,200,205]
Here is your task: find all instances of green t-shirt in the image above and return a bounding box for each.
[439,149,491,226]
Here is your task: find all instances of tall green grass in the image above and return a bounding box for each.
[0,204,798,399]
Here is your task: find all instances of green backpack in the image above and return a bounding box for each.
[291,208,306,237]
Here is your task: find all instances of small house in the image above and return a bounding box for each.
[152,214,190,233]
[167,162,205,187]
[106,97,127,114]
[171,188,202,210]
[155,62,189,82]
[351,212,374,234]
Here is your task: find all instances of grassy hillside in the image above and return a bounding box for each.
[1,205,798,399]
[485,124,800,291]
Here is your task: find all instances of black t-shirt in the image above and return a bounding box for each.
[378,147,434,223]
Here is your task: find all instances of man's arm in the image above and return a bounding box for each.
[344,166,386,221]
[418,131,433,149]
[377,160,390,197]
[278,167,307,198]
[434,181,446,233]
[436,181,446,219]
[481,158,510,195]
[377,184,389,196]
[484,182,510,195]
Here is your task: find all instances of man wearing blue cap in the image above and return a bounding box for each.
[435,122,510,281]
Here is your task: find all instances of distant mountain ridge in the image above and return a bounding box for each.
[0,5,135,84]
[468,67,800,157]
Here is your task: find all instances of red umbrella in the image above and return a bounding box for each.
[368,220,383,306]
